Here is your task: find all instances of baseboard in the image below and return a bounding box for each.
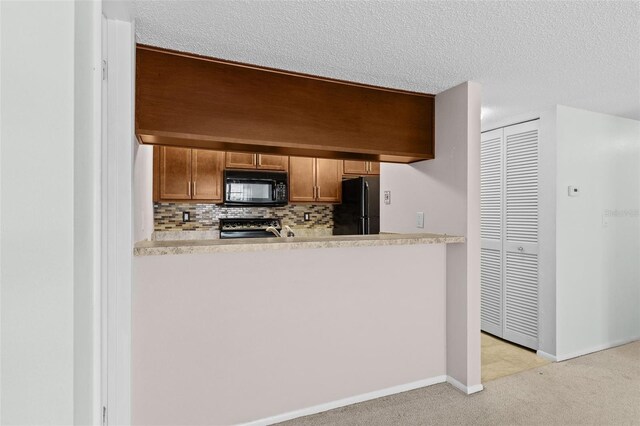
[536,350,558,362]
[241,375,448,426]
[446,376,483,395]
[555,336,640,362]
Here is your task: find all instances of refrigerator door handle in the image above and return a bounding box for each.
[364,181,369,217]
[363,181,370,234]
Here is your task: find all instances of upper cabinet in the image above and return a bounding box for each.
[158,147,192,200]
[136,45,435,163]
[225,152,256,169]
[343,160,380,176]
[256,154,288,171]
[289,157,341,203]
[192,150,225,201]
[155,146,224,203]
[225,152,288,171]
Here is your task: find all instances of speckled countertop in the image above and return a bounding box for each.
[134,233,465,256]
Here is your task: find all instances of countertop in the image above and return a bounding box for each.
[134,233,465,256]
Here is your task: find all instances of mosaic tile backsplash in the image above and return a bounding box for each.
[154,203,334,231]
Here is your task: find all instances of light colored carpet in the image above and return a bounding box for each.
[481,332,550,382]
[281,341,640,425]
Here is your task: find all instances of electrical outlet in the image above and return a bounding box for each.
[568,186,580,197]
[182,211,190,222]
[304,212,311,221]
[416,212,424,228]
[384,190,391,205]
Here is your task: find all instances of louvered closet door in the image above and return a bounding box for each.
[503,121,539,350]
[480,129,504,337]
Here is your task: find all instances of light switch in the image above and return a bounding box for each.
[416,212,424,228]
[384,191,391,205]
[568,186,580,197]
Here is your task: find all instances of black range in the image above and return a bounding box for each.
[219,218,282,239]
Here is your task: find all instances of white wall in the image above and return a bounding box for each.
[554,106,640,359]
[537,110,557,357]
[133,142,153,242]
[74,1,102,425]
[1,2,101,424]
[1,2,75,423]
[133,244,448,425]
[380,81,482,390]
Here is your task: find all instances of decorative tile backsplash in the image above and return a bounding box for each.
[154,203,334,231]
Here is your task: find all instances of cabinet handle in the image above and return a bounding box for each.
[366,162,370,173]
[317,186,320,199]
[188,181,191,197]
[193,181,196,196]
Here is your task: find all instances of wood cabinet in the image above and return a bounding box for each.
[155,146,224,202]
[192,149,224,201]
[256,154,288,171]
[159,147,192,200]
[343,160,380,175]
[137,45,435,163]
[225,152,256,169]
[225,152,288,171]
[289,157,342,203]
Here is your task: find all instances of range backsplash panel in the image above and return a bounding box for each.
[154,203,334,231]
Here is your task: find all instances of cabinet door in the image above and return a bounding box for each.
[257,154,288,171]
[368,161,380,175]
[192,149,224,202]
[343,160,368,175]
[289,157,316,202]
[159,147,192,200]
[316,158,342,203]
[225,152,256,169]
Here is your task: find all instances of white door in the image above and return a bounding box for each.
[502,121,539,349]
[480,120,539,350]
[480,129,504,337]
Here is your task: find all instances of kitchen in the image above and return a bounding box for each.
[129,42,481,425]
[151,148,379,240]
[135,43,431,244]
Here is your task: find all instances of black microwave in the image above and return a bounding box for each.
[223,170,288,206]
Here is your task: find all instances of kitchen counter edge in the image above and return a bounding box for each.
[133,233,465,256]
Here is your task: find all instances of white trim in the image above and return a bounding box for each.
[103,18,134,426]
[536,350,558,362]
[482,112,541,133]
[241,375,448,426]
[446,376,484,395]
[91,3,103,425]
[0,2,3,421]
[555,336,640,362]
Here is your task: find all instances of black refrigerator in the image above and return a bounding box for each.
[333,176,380,235]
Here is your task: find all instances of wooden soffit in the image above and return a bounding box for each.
[135,45,435,163]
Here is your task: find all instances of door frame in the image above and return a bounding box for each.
[101,16,135,426]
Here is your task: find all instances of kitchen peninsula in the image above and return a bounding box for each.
[133,232,462,425]
[131,40,481,426]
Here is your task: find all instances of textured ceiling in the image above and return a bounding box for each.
[134,0,640,129]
